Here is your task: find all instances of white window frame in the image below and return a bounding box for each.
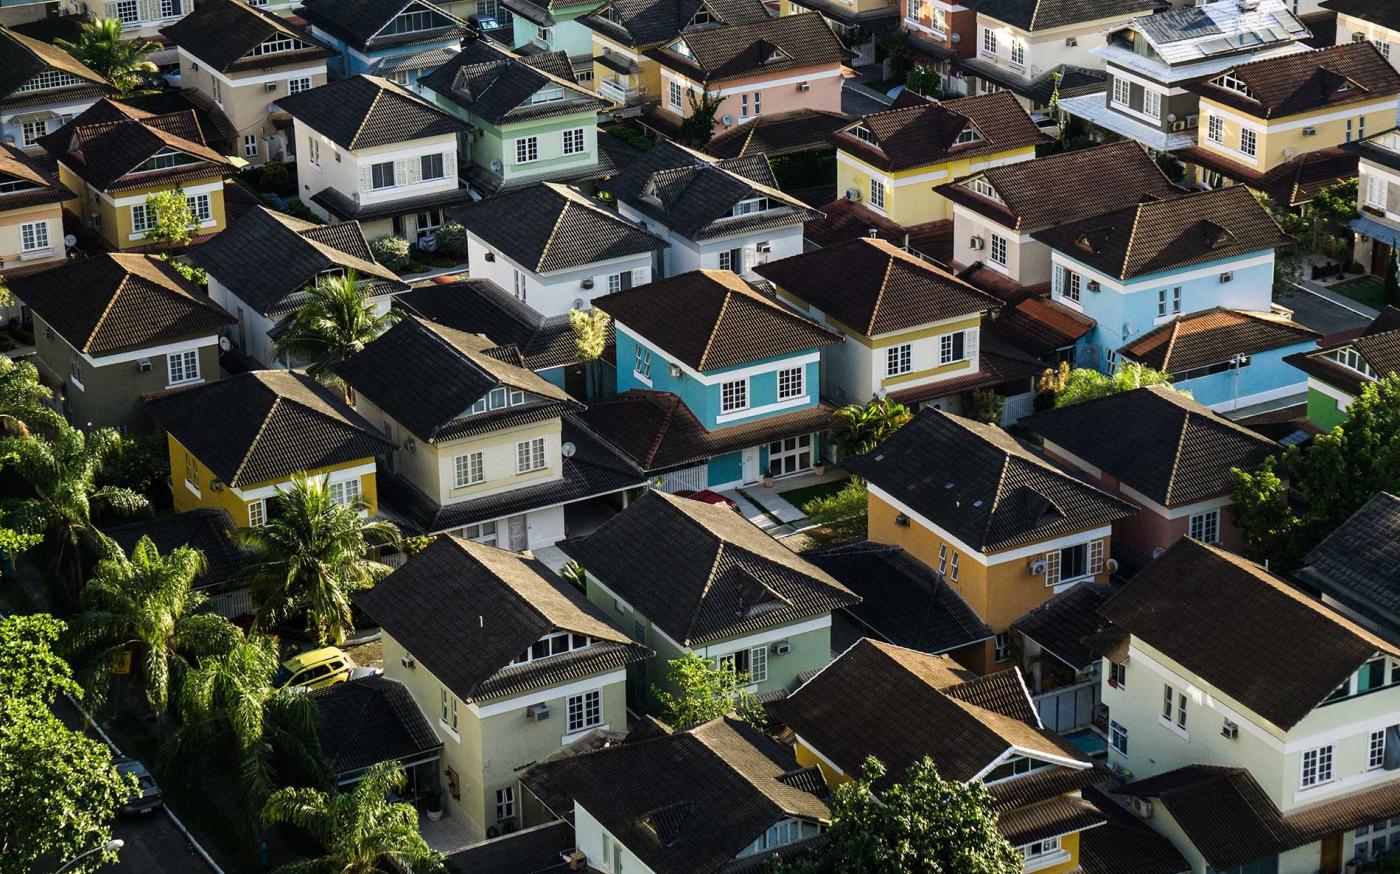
[869,177,885,210]
[1143,88,1161,119]
[634,346,651,379]
[370,161,395,190]
[454,451,484,488]
[1111,76,1130,107]
[1064,269,1080,303]
[1110,720,1128,754]
[19,220,49,253]
[566,689,602,732]
[1189,509,1220,544]
[886,343,912,376]
[982,27,996,55]
[21,119,48,146]
[514,136,539,164]
[1010,40,1024,67]
[288,77,312,94]
[1240,128,1257,157]
[721,378,749,413]
[1370,729,1388,770]
[989,234,1007,266]
[1300,745,1334,789]
[668,80,683,110]
[1207,114,1223,144]
[562,127,585,155]
[516,437,547,473]
[776,366,804,400]
[327,477,360,508]
[186,193,211,224]
[243,134,259,158]
[495,786,514,821]
[248,499,266,527]
[167,348,200,386]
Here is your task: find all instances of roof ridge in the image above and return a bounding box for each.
[349,84,387,150]
[695,285,736,371]
[82,266,131,353]
[684,536,730,646]
[865,247,899,335]
[1162,407,1193,506]
[534,197,576,272]
[978,449,1016,551]
[230,393,282,487]
[1117,200,1151,280]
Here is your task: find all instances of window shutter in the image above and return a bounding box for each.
[632,267,645,286]
[1044,550,1060,587]
[1089,539,1104,575]
[443,149,456,179]
[359,164,372,190]
[964,328,978,360]
[395,158,411,185]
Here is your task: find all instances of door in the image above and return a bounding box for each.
[741,446,760,484]
[1320,833,1342,874]
[507,514,528,551]
[1372,241,1391,277]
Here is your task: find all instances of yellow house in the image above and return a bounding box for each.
[39,98,235,251]
[1186,42,1400,198]
[830,90,1049,227]
[147,370,390,527]
[0,142,71,284]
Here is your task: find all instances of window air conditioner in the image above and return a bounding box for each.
[1130,797,1153,819]
[1087,280,1101,293]
[136,358,151,372]
[1065,36,1077,46]
[772,640,791,656]
[756,241,771,254]
[1029,558,1047,575]
[526,703,550,721]
[969,235,984,250]
[1186,114,1199,127]
[796,81,810,92]
[1171,120,1187,131]
[895,513,910,528]
[845,187,861,202]
[264,81,278,92]
[1302,126,1317,136]
[484,252,495,262]
[581,277,594,289]
[1221,720,1239,740]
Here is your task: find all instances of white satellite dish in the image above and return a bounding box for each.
[63,234,76,248]
[561,441,576,458]
[218,336,232,351]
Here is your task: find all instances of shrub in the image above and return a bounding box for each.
[279,198,323,224]
[257,162,293,195]
[435,220,469,260]
[371,235,411,271]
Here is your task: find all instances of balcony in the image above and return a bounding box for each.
[598,79,646,106]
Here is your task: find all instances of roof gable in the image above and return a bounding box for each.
[275,74,467,150]
[39,99,231,192]
[652,12,844,83]
[160,0,332,73]
[1197,42,1400,119]
[0,26,105,100]
[1121,307,1318,373]
[420,37,602,125]
[299,0,467,50]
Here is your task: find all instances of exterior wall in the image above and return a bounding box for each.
[0,202,66,271]
[177,48,328,165]
[307,28,460,89]
[655,62,844,135]
[902,0,979,61]
[463,232,652,317]
[507,4,595,60]
[429,97,600,187]
[973,13,1143,90]
[102,0,190,44]
[591,32,660,107]
[1197,95,1399,175]
[56,162,227,251]
[835,144,1036,226]
[950,203,1047,286]
[1306,381,1351,430]
[1173,342,1312,413]
[617,201,804,280]
[0,95,98,156]
[206,280,394,367]
[1336,14,1400,73]
[573,807,652,874]
[1101,62,1202,137]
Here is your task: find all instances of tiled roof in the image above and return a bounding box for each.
[996,795,1105,847]
[39,99,233,192]
[1078,787,1190,874]
[802,541,992,655]
[10,253,234,356]
[0,142,72,210]
[1194,43,1400,120]
[560,490,859,646]
[830,91,1047,173]
[1024,384,1279,507]
[452,183,666,274]
[1179,145,1359,208]
[706,109,851,159]
[1285,306,1400,396]
[334,313,578,443]
[1320,0,1400,31]
[1012,581,1112,670]
[298,0,468,51]
[846,409,1137,553]
[1299,492,1400,643]
[646,12,844,84]
[756,237,999,337]
[1101,538,1400,731]
[1031,186,1290,280]
[311,676,442,777]
[145,370,391,488]
[103,509,246,587]
[1354,305,1400,373]
[420,37,604,126]
[595,270,841,371]
[356,535,649,702]
[309,185,475,222]
[1120,308,1319,373]
[989,295,1095,356]
[975,0,1159,31]
[188,206,408,317]
[274,75,468,151]
[445,821,573,873]
[935,141,1180,233]
[579,0,770,49]
[160,0,332,73]
[0,25,105,103]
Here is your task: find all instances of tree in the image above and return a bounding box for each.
[1227,456,1300,566]
[904,65,942,97]
[679,88,723,148]
[0,353,66,436]
[261,761,444,874]
[164,636,326,823]
[56,17,157,96]
[969,388,1005,425]
[773,757,1021,874]
[140,189,196,248]
[559,560,588,593]
[241,473,400,645]
[569,306,611,363]
[653,653,765,731]
[1048,363,1180,408]
[801,477,867,546]
[3,425,147,607]
[68,536,240,714]
[834,397,913,456]
[0,614,136,874]
[273,271,401,399]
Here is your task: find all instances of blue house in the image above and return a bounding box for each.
[298,0,469,89]
[580,270,842,490]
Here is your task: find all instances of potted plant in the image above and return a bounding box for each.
[425,792,443,822]
[762,472,774,488]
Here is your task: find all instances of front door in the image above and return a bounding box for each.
[507,514,528,551]
[1372,241,1392,277]
[1320,833,1342,874]
[741,446,760,484]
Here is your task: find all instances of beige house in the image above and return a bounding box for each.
[1323,0,1400,72]
[0,143,71,286]
[162,0,332,165]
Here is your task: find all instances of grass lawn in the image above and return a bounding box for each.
[1330,275,1389,310]
[779,479,848,513]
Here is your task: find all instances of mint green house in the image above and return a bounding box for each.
[562,490,860,711]
[1285,306,1399,430]
[501,0,598,73]
[419,35,616,197]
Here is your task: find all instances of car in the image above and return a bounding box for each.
[115,757,163,815]
[275,647,354,690]
[672,489,740,511]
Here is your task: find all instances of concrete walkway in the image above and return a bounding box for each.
[720,467,852,533]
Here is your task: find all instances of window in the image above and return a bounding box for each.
[454,452,484,487]
[741,93,749,118]
[288,77,312,94]
[937,544,948,575]
[562,127,586,155]
[19,220,49,253]
[950,552,959,581]
[21,119,47,146]
[850,123,877,145]
[512,269,526,302]
[1162,683,1187,730]
[371,161,395,189]
[939,330,968,365]
[167,349,200,385]
[515,136,539,163]
[253,34,298,55]
[721,379,748,413]
[535,24,552,45]
[160,0,180,16]
[242,134,259,158]
[1010,40,1024,66]
[17,70,83,93]
[307,136,320,165]
[748,646,767,682]
[248,500,265,527]
[420,153,445,180]
[384,7,439,34]
[777,366,804,400]
[1044,541,1097,586]
[511,632,597,665]
[869,178,885,210]
[1143,88,1161,119]
[1371,729,1392,770]
[1157,286,1182,317]
[669,80,683,110]
[114,0,139,22]
[186,193,211,224]
[1300,745,1334,788]
[753,91,761,116]
[131,203,155,234]
[1023,836,1060,861]
[328,478,360,507]
[567,690,602,732]
[1331,346,1376,378]
[1189,509,1220,544]
[1112,76,1130,106]
[184,451,197,487]
[1354,818,1400,863]
[989,234,1007,266]
[1109,661,1126,688]
[1240,128,1257,157]
[1208,114,1223,144]
[1108,720,1128,755]
[732,197,770,216]
[1062,268,1080,302]
[886,343,912,376]
[516,437,546,473]
[993,632,1010,662]
[982,28,996,55]
[984,755,1051,782]
[1367,174,1388,209]
[495,786,514,821]
[953,127,982,146]
[211,77,222,106]
[634,346,651,379]
[718,646,768,683]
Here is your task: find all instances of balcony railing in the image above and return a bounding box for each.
[1033,678,1100,733]
[599,79,645,105]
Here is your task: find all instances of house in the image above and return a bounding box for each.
[1058,0,1310,152]
[1322,0,1400,73]
[583,270,842,490]
[1285,306,1400,429]
[770,638,1132,872]
[0,26,106,154]
[756,236,1043,419]
[99,0,191,63]
[335,311,646,547]
[310,675,443,795]
[703,107,851,161]
[145,369,391,524]
[563,489,860,705]
[521,716,831,873]
[499,0,597,78]
[444,821,575,874]
[104,508,249,617]
[846,408,1137,673]
[1097,538,1400,873]
[161,0,333,165]
[38,98,236,251]
[1010,580,1115,732]
[451,183,667,317]
[275,75,472,243]
[420,38,617,197]
[9,253,234,433]
[1179,43,1400,197]
[0,143,72,283]
[645,12,845,137]
[1023,385,1280,564]
[604,141,821,279]
[188,205,410,368]
[935,140,1180,295]
[1031,184,1297,375]
[1346,128,1400,277]
[297,0,470,89]
[781,0,897,68]
[1297,492,1400,644]
[356,534,651,836]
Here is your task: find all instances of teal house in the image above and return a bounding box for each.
[500,0,597,75]
[580,270,842,491]
[298,0,469,89]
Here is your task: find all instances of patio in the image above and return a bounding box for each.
[718,466,852,532]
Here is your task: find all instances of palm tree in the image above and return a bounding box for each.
[273,271,400,401]
[241,473,400,646]
[0,354,66,437]
[68,536,241,714]
[834,396,913,456]
[56,18,158,97]
[165,636,327,822]
[262,761,444,874]
[3,425,147,607]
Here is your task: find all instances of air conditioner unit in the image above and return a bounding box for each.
[1130,797,1154,819]
[1104,558,1119,573]
[1171,120,1187,132]
[1302,126,1317,136]
[667,363,682,378]
[895,513,910,528]
[484,252,496,262]
[1029,558,1048,575]
[400,654,416,668]
[1221,720,1239,740]
[581,277,594,289]
[1087,280,1101,293]
[844,187,862,202]
[796,81,810,92]
[526,703,550,721]
[136,358,151,372]
[756,241,771,254]
[969,235,985,250]
[1186,114,1199,128]
[1065,36,1077,46]
[1220,271,1233,283]
[721,114,734,126]
[264,81,278,92]
[772,640,791,656]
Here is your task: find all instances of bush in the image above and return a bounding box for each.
[372,235,412,271]
[606,124,653,152]
[279,197,323,224]
[257,162,293,195]
[435,220,469,259]
[98,433,170,507]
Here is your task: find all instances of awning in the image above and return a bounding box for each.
[1352,214,1400,248]
[501,0,554,26]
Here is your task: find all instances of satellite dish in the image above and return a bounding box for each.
[490,159,503,174]
[63,234,76,248]
[573,298,585,309]
[1282,146,1295,158]
[561,441,576,458]
[721,115,733,126]
[218,336,232,351]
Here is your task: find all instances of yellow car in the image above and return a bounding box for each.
[275,647,353,690]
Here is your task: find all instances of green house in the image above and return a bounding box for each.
[1286,306,1399,430]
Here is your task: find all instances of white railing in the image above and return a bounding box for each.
[1033,678,1100,733]
[598,79,644,104]
[661,464,708,493]
[209,586,253,620]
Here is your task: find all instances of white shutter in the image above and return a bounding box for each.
[1089,539,1105,575]
[1044,550,1060,587]
[358,164,373,190]
[394,159,410,185]
[443,149,456,179]
[964,328,979,361]
[404,156,421,185]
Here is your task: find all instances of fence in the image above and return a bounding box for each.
[207,587,253,620]
[1033,678,1100,733]
[660,464,708,493]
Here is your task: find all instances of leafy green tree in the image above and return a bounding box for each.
[1048,363,1180,408]
[68,536,240,714]
[834,397,913,455]
[56,17,157,96]
[904,65,943,97]
[653,653,765,730]
[774,757,1021,874]
[679,89,723,148]
[0,353,66,436]
[970,388,1006,425]
[241,473,400,645]
[164,636,326,823]
[569,306,611,362]
[273,271,401,399]
[0,614,136,874]
[141,189,196,248]
[261,761,444,874]
[802,477,868,546]
[559,560,588,593]
[1227,456,1300,566]
[158,253,207,286]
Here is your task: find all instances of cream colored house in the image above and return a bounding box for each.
[1323,0,1400,73]
[0,143,70,285]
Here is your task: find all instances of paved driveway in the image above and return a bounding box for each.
[102,811,209,874]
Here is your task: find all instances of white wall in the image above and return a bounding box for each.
[291,116,458,224]
[464,232,655,317]
[619,202,804,279]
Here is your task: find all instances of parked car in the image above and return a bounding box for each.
[275,647,353,690]
[673,489,740,511]
[115,757,163,814]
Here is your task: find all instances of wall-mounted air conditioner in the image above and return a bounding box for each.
[969,235,984,250]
